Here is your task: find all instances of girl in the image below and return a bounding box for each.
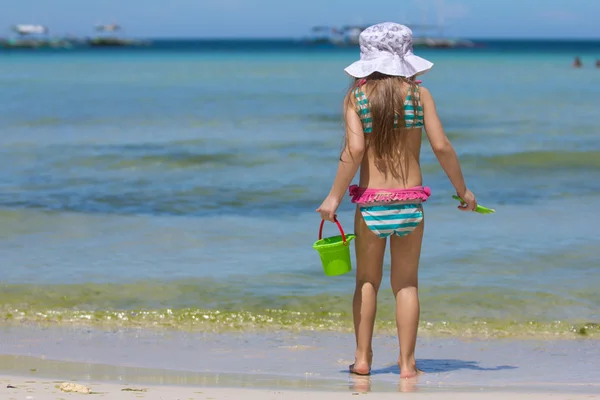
[317,22,477,379]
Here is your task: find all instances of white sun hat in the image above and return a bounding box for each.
[344,22,434,79]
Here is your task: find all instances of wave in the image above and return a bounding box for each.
[0,183,316,217]
[1,280,598,339]
[9,112,344,130]
[60,143,275,170]
[463,150,600,170]
[2,141,599,217]
[9,112,476,131]
[2,307,597,339]
[107,152,269,169]
[2,171,599,217]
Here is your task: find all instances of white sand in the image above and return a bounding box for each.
[2,328,599,399]
[1,375,598,400]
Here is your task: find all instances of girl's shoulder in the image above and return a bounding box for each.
[344,86,363,109]
[415,85,432,100]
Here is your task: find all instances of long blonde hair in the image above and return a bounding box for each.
[343,72,421,180]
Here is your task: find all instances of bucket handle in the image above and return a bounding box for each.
[318,217,347,243]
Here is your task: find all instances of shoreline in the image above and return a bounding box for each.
[1,316,598,341]
[1,374,599,399]
[1,326,599,395]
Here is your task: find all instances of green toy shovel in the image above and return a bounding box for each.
[452,195,496,214]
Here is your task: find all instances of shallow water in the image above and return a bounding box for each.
[1,327,599,393]
[0,43,599,338]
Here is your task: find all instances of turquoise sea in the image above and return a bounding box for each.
[1,40,599,339]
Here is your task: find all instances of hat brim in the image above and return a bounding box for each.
[344,54,434,79]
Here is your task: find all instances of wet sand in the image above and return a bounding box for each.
[1,326,599,396]
[1,374,599,400]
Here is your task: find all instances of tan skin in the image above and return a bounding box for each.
[317,80,477,379]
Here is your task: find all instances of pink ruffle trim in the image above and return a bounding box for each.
[349,185,431,204]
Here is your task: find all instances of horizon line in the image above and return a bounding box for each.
[138,36,600,41]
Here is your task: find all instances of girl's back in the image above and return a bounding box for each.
[351,79,425,190]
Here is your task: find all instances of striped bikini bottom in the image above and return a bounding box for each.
[348,185,430,239]
[359,202,424,238]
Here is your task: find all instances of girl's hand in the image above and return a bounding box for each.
[316,196,341,222]
[457,189,477,212]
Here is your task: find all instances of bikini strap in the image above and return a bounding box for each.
[354,78,368,106]
[413,84,422,106]
[353,86,362,101]
[406,83,421,105]
[353,83,369,110]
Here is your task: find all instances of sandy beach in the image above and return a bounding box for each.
[1,326,599,399]
[1,374,599,400]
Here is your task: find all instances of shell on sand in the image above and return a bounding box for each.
[58,382,91,394]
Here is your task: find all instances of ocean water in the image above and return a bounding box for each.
[0,41,599,339]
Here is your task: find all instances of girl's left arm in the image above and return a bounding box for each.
[317,103,365,222]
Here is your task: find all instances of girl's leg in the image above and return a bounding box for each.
[351,206,386,375]
[390,219,424,379]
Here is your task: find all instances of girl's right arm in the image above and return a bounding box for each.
[420,87,477,211]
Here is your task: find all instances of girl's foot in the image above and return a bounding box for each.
[350,350,373,375]
[349,362,371,376]
[399,361,423,379]
[398,355,423,379]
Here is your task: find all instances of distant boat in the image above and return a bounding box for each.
[11,24,49,36]
[95,23,122,33]
[306,23,474,49]
[413,37,474,49]
[305,0,475,49]
[87,37,149,47]
[87,23,150,47]
[0,22,150,50]
[308,26,340,44]
[0,38,72,49]
[0,24,72,49]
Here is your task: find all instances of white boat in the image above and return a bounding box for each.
[307,24,473,49]
[89,23,149,47]
[11,24,49,35]
[95,23,121,32]
[306,0,474,49]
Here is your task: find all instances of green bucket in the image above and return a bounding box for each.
[312,218,356,277]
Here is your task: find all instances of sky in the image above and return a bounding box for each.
[1,0,599,39]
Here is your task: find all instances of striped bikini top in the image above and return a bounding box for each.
[353,84,424,133]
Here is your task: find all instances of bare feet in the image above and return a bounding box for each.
[349,361,371,376]
[350,350,372,375]
[399,362,423,379]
